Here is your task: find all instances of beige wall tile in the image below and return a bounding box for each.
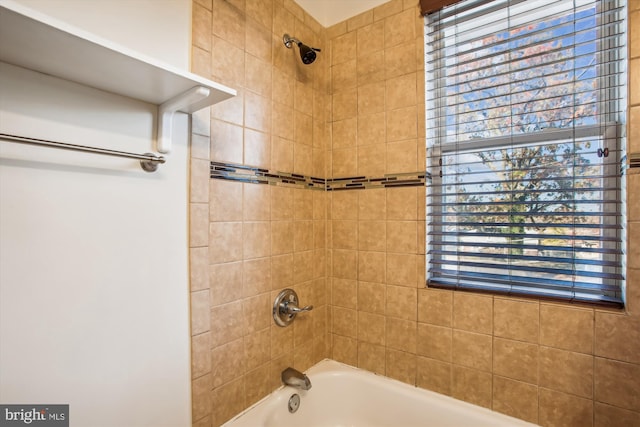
[384,42,417,79]
[243,257,271,297]
[245,55,272,99]
[357,21,385,57]
[332,89,358,121]
[386,317,417,353]
[386,349,416,385]
[539,388,593,427]
[332,60,358,93]
[212,88,244,126]
[358,280,386,314]
[332,118,357,149]
[191,290,211,335]
[358,188,386,220]
[191,247,210,292]
[453,292,493,334]
[332,306,357,338]
[191,158,210,203]
[332,334,358,365]
[358,342,386,375]
[211,301,244,347]
[244,328,271,371]
[211,119,243,163]
[192,3,212,51]
[332,220,357,250]
[631,58,640,107]
[357,143,386,176]
[595,312,640,364]
[294,189,314,220]
[358,250,386,283]
[192,332,211,379]
[210,261,243,305]
[358,83,385,115]
[386,108,417,142]
[452,365,492,408]
[358,311,386,345]
[386,253,417,287]
[384,9,415,48]
[271,221,294,255]
[493,298,539,343]
[539,346,594,398]
[332,30,357,65]
[245,363,272,407]
[452,329,492,372]
[418,288,453,327]
[347,10,373,32]
[357,50,385,85]
[594,403,640,427]
[271,322,294,360]
[333,249,358,279]
[493,337,538,384]
[595,357,640,412]
[211,377,245,427]
[417,356,451,395]
[245,18,272,62]
[386,221,417,253]
[417,323,452,362]
[271,136,294,172]
[294,220,314,251]
[192,373,212,422]
[540,304,594,354]
[242,221,271,259]
[242,293,271,334]
[192,45,211,81]
[357,113,386,146]
[387,187,418,220]
[358,220,386,251]
[210,180,243,222]
[243,183,270,221]
[212,0,245,48]
[386,72,417,111]
[492,376,539,425]
[191,203,209,248]
[243,129,271,169]
[386,285,417,320]
[332,278,357,309]
[373,0,403,21]
[211,35,245,87]
[211,338,245,387]
[332,147,357,177]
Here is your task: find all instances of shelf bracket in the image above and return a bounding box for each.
[157,86,211,153]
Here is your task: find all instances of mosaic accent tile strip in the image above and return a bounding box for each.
[211,161,326,190]
[210,161,427,191]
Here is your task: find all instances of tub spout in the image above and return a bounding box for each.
[281,367,312,390]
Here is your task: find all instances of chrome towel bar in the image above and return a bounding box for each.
[0,133,165,172]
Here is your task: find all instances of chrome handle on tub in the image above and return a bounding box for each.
[286,303,314,314]
[273,289,313,327]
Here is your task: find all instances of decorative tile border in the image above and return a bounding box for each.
[210,161,427,191]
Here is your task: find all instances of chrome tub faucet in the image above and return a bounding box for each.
[281,367,312,390]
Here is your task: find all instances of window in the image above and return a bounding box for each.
[425,0,627,306]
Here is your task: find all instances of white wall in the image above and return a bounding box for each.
[0,2,192,426]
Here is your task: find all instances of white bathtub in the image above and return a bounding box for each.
[222,359,537,427]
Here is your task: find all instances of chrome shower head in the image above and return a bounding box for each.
[283,33,321,65]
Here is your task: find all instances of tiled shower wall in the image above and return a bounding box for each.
[325,2,640,427]
[188,1,331,426]
[190,1,640,426]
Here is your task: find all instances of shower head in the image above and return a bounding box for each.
[283,34,321,65]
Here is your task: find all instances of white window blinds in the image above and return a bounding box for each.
[425,0,627,306]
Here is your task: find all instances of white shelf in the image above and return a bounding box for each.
[0,0,236,153]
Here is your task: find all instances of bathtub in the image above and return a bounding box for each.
[222,359,537,427]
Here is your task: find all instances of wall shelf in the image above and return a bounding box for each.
[0,0,236,153]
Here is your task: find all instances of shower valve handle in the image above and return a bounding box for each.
[285,303,314,314]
